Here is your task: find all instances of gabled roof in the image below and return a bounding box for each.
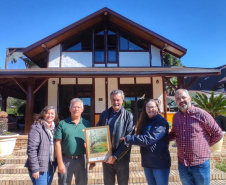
[185,65,226,91]
[23,7,187,64]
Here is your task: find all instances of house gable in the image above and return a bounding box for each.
[22,7,187,67]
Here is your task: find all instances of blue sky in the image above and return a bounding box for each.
[0,0,226,69]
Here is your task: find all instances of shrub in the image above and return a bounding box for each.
[216,161,226,173]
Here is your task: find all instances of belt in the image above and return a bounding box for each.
[63,153,84,160]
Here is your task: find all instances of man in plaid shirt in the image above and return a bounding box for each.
[169,89,223,185]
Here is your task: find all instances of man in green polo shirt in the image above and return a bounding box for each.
[55,98,91,185]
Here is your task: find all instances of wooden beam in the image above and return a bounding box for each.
[24,78,35,134]
[162,77,177,91]
[13,79,27,95]
[177,76,185,89]
[33,78,48,95]
[0,88,8,111]
[162,77,167,120]
[184,77,198,89]
[5,49,17,69]
[160,44,167,67]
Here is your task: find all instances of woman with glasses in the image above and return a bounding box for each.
[121,99,171,185]
[25,105,59,185]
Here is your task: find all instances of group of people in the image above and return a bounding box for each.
[25,89,223,185]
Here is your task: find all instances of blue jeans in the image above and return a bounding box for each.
[29,167,54,185]
[178,159,210,185]
[143,167,170,185]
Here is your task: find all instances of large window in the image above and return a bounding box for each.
[94,28,118,65]
[58,85,93,123]
[62,25,148,67]
[120,36,144,51]
[62,30,92,51]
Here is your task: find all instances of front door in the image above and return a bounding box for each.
[58,84,94,125]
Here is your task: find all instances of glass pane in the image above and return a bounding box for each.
[107,64,118,67]
[108,30,116,35]
[108,35,117,50]
[80,97,91,121]
[94,64,105,67]
[67,42,82,51]
[97,31,104,35]
[95,51,104,62]
[95,35,104,50]
[120,36,128,50]
[123,97,136,116]
[63,30,92,51]
[129,41,143,50]
[108,51,116,62]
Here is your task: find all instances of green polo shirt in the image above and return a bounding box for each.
[55,117,91,156]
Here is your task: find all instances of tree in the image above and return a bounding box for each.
[163,53,183,67]
[192,91,226,118]
[163,53,184,95]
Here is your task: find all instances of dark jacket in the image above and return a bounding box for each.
[126,114,171,169]
[25,122,51,173]
[97,106,134,161]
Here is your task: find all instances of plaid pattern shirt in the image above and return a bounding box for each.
[169,105,223,166]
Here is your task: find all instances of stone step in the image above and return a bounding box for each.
[5,150,226,165]
[1,161,217,174]
[14,146,178,156]
[3,154,178,165]
[168,181,226,185]
[4,155,27,164]
[0,169,225,184]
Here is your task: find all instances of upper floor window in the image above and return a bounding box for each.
[61,25,149,67]
[63,30,92,51]
[94,28,118,64]
[120,35,145,51]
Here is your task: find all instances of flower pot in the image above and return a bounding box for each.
[210,137,223,152]
[0,134,19,156]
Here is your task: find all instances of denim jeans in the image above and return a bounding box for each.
[28,165,55,185]
[178,159,210,185]
[143,167,170,185]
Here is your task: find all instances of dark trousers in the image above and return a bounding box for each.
[58,156,87,185]
[102,159,129,185]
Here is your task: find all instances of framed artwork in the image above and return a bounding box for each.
[84,126,112,163]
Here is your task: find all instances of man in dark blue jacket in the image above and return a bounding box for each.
[97,89,134,185]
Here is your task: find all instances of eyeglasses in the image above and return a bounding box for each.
[71,106,82,110]
[176,96,187,101]
[146,106,156,110]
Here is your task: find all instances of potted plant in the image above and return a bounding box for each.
[192,91,226,152]
[0,111,19,156]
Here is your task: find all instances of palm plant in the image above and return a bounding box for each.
[192,91,226,118]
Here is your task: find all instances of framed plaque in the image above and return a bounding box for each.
[84,126,112,163]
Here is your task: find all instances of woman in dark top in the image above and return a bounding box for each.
[25,105,59,185]
[121,99,171,185]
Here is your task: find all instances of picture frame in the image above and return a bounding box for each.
[84,126,112,163]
